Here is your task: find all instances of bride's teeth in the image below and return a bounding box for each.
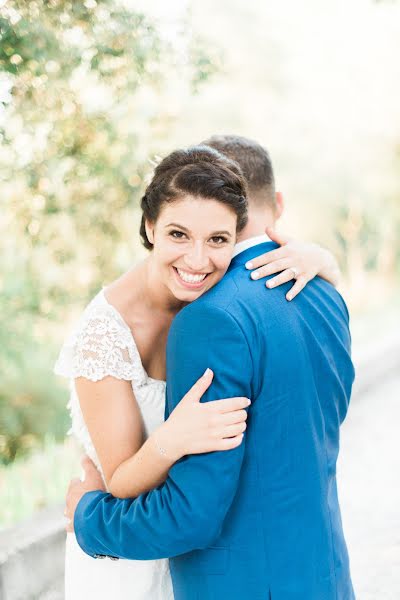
[177,269,207,284]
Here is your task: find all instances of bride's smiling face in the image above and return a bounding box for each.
[145,195,237,303]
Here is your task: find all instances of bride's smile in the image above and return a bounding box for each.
[173,267,210,287]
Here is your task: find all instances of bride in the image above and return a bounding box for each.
[55,140,340,599]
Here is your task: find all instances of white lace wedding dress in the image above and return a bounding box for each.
[54,289,174,600]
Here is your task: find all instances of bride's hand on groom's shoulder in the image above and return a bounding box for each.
[245,226,341,300]
[64,456,106,532]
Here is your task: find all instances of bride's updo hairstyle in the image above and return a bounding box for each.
[140,145,248,250]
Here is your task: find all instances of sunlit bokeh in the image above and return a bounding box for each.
[0,0,399,596]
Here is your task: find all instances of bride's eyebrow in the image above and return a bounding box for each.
[210,230,232,238]
[165,222,190,231]
[165,223,232,238]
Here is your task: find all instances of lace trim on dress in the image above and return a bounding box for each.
[54,291,147,384]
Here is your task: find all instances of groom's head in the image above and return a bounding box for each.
[201,134,283,240]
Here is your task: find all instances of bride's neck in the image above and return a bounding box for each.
[108,258,182,321]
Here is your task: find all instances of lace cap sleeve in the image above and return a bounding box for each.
[54,294,145,383]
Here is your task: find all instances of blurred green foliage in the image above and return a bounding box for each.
[0,436,81,528]
[0,0,217,463]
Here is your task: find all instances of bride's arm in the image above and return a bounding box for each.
[245,227,341,300]
[75,370,249,500]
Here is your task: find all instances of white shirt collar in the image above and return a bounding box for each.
[233,233,272,258]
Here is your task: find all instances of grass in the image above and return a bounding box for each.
[0,436,81,530]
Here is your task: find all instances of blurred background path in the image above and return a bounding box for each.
[339,371,400,599]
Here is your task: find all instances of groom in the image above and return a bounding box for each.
[66,135,355,599]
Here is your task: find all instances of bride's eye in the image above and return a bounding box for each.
[210,236,227,245]
[169,230,186,240]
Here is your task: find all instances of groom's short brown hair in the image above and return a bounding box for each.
[202,134,276,209]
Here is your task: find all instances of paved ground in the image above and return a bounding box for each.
[39,583,63,600]
[338,373,400,599]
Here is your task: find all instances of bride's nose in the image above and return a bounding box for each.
[183,242,210,271]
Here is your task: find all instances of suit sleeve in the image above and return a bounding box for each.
[74,302,253,560]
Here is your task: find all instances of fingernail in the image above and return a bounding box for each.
[245,261,253,269]
[267,280,274,288]
[287,294,292,301]
[251,272,259,280]
[246,399,251,406]
[203,368,212,377]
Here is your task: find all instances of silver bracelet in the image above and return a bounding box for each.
[153,436,168,458]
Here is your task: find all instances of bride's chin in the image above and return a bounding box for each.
[169,282,207,302]
[172,289,203,302]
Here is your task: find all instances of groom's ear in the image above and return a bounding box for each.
[145,220,155,245]
[275,191,284,220]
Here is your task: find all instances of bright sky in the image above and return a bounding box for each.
[128,0,400,242]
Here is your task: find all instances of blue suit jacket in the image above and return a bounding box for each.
[75,242,355,600]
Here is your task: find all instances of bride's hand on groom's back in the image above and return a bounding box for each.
[64,456,105,533]
[157,368,251,460]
